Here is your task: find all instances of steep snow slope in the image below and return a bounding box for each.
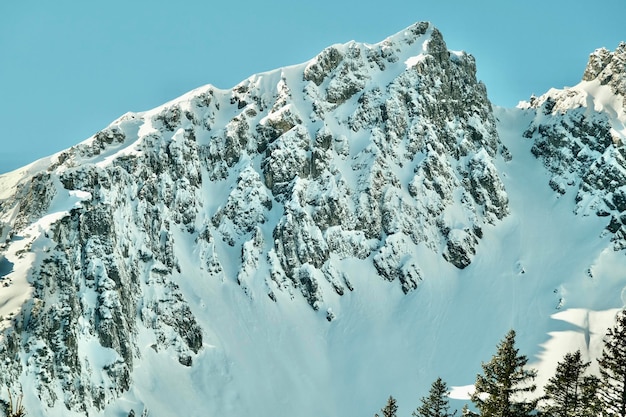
[0,23,625,417]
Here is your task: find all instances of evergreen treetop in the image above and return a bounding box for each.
[376,395,398,417]
[471,329,538,417]
[413,377,457,417]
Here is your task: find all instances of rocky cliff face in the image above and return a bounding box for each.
[582,42,626,98]
[0,22,510,415]
[521,42,626,248]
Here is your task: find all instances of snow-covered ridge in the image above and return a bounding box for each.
[0,22,625,417]
[520,42,626,251]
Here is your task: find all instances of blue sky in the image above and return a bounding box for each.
[0,0,624,174]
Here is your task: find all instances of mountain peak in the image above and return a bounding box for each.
[386,21,432,44]
[0,22,506,413]
[582,42,626,96]
[378,21,450,63]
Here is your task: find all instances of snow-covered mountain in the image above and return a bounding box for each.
[521,43,626,244]
[0,22,625,417]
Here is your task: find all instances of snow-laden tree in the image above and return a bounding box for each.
[471,329,538,417]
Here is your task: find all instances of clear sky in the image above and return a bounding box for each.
[1,0,624,174]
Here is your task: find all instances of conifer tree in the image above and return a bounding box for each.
[598,309,626,417]
[413,377,457,417]
[578,376,602,417]
[471,329,538,417]
[375,396,398,417]
[542,349,600,417]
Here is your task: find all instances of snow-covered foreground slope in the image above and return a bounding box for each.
[0,23,625,417]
